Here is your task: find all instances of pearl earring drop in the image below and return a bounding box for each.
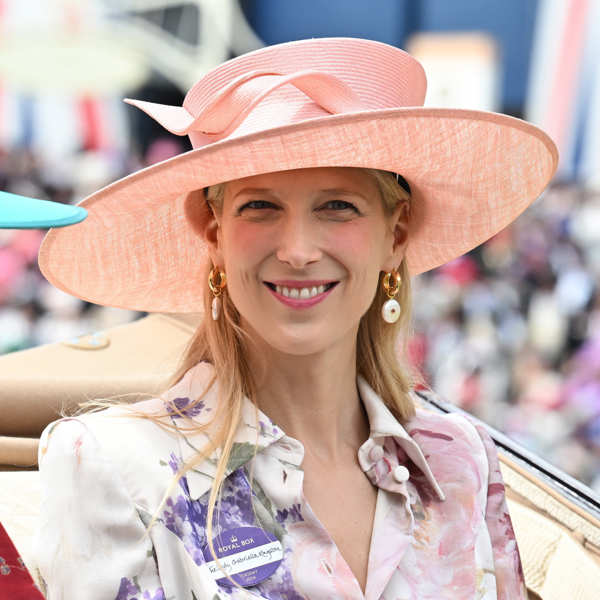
[381,270,401,323]
[208,266,227,321]
[212,296,221,320]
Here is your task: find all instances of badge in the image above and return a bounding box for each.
[202,526,283,587]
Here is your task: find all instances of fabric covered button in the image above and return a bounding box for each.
[368,445,384,462]
[393,465,409,483]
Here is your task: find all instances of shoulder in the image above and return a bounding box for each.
[408,386,494,458]
[38,360,217,510]
[40,360,217,456]
[39,395,173,458]
[39,409,175,511]
[405,388,495,506]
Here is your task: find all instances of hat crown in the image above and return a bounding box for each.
[183,38,427,148]
[182,68,365,144]
[125,38,428,149]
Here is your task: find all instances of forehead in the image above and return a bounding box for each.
[225,167,379,196]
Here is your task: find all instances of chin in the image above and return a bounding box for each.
[239,314,357,357]
[246,319,332,355]
[264,332,332,357]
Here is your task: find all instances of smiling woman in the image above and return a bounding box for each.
[32,37,557,600]
[202,167,410,347]
[160,166,418,595]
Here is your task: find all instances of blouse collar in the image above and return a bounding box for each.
[162,361,444,501]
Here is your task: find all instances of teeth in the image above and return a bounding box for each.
[275,284,330,299]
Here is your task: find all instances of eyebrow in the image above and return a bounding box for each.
[232,187,368,201]
[232,187,277,200]
[318,188,368,200]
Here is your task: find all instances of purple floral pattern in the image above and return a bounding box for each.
[115,576,165,600]
[158,449,307,599]
[275,504,303,526]
[162,456,282,550]
[259,419,281,438]
[165,396,209,418]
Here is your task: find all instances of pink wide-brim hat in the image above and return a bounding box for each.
[38,37,558,313]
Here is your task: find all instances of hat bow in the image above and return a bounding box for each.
[125,69,365,146]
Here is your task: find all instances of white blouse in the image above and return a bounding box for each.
[32,361,527,599]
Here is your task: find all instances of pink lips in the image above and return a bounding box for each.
[269,280,335,287]
[264,282,338,308]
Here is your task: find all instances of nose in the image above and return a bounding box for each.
[275,212,322,268]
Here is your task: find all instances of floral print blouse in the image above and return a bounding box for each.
[32,361,528,599]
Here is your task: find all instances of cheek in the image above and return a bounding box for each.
[220,223,273,298]
[326,223,382,274]
[329,224,385,310]
[331,226,372,254]
[223,223,271,262]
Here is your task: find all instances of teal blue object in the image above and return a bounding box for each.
[0,191,87,229]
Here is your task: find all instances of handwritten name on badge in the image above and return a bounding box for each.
[202,526,283,587]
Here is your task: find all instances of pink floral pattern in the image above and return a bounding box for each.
[33,361,527,599]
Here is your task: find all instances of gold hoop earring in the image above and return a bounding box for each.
[208,266,227,321]
[381,269,401,323]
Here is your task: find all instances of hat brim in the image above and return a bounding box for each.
[38,106,557,313]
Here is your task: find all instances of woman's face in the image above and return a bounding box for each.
[204,167,408,356]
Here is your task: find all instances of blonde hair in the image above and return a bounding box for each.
[81,167,420,583]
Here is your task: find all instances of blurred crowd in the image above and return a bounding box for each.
[1,145,599,492]
[0,146,148,351]
[411,184,600,491]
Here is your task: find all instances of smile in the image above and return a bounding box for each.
[263,281,339,308]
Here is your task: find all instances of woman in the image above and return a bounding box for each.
[32,38,557,599]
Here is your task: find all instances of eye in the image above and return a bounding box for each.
[237,200,277,213]
[321,200,359,213]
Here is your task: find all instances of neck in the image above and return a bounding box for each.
[244,324,370,463]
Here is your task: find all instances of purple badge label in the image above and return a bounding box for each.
[202,526,283,587]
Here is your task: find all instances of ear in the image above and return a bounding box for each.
[184,189,224,266]
[381,201,409,272]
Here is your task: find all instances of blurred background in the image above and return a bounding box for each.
[0,0,598,491]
